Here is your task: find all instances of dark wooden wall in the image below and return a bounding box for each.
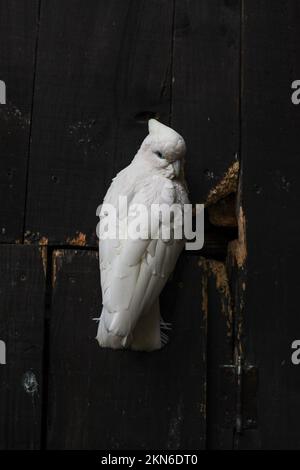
[0,0,299,450]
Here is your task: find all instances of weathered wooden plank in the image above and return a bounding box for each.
[46,250,206,450]
[0,0,40,243]
[238,0,300,449]
[0,245,45,449]
[200,258,234,449]
[170,0,240,449]
[172,0,240,203]
[24,0,174,246]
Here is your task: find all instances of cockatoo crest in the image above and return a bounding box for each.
[148,119,185,150]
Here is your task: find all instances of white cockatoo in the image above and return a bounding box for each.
[96,119,189,351]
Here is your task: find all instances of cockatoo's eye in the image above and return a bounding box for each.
[154,150,164,159]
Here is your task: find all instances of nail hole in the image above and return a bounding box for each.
[204,169,215,180]
[254,184,262,195]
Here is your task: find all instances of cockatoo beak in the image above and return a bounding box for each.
[172,160,181,178]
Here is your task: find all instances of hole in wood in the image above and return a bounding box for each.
[51,175,59,184]
[134,111,159,123]
[201,161,240,261]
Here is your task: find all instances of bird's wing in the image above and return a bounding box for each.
[99,174,184,337]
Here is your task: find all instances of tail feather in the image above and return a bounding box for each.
[130,300,170,352]
[96,301,171,352]
[96,308,131,350]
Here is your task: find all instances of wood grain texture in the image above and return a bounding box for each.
[0,0,40,242]
[238,0,300,449]
[46,250,206,450]
[0,245,45,449]
[202,258,235,449]
[172,0,240,203]
[24,0,174,246]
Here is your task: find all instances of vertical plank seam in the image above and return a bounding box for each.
[233,0,244,451]
[21,0,42,243]
[40,245,55,450]
[238,0,244,172]
[169,0,176,125]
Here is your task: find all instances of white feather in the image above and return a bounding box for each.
[96,119,189,351]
